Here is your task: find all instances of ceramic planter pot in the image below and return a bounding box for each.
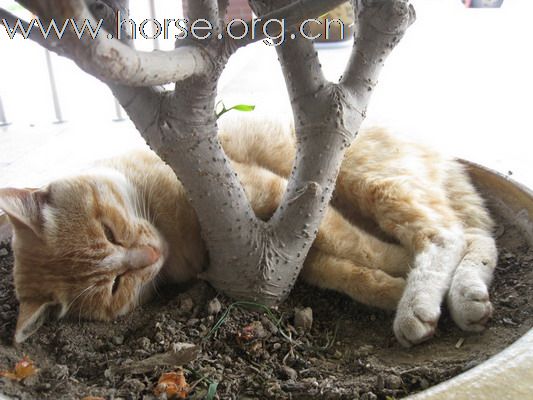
[0,160,531,399]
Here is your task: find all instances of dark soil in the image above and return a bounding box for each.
[1,210,532,400]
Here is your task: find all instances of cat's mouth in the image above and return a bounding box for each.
[108,260,162,301]
[111,273,122,295]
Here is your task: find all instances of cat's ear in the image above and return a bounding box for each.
[15,300,60,343]
[0,188,48,237]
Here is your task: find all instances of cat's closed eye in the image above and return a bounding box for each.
[103,224,119,245]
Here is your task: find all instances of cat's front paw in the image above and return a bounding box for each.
[447,283,492,332]
[393,299,441,347]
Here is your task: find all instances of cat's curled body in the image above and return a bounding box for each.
[0,116,497,346]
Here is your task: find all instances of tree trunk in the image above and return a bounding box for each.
[4,0,415,305]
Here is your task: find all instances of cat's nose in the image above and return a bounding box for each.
[130,245,161,269]
[143,245,160,265]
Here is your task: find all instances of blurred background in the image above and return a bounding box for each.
[0,0,532,189]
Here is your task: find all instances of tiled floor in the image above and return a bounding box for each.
[1,0,532,190]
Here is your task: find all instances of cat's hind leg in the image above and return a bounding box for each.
[302,248,406,310]
[444,165,497,332]
[392,222,466,347]
[346,178,467,347]
[314,207,411,278]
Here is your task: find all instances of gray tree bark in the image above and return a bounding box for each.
[2,0,415,305]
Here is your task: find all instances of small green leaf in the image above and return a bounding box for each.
[231,104,255,112]
[206,381,219,400]
[215,102,255,120]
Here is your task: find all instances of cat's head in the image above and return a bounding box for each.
[0,169,167,343]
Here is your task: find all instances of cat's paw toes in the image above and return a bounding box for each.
[448,285,493,332]
[393,303,440,347]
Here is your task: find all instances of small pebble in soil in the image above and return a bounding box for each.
[112,335,124,346]
[357,344,374,356]
[280,365,298,381]
[385,375,403,389]
[138,337,151,350]
[261,316,279,334]
[21,374,40,387]
[51,364,70,380]
[223,355,232,365]
[207,298,222,315]
[294,307,313,331]
[420,378,430,389]
[250,320,268,339]
[179,296,194,313]
[35,383,52,391]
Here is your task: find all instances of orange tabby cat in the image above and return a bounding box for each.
[0,116,497,346]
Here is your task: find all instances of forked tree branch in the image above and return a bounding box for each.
[6,0,415,306]
[14,0,212,86]
[254,0,414,301]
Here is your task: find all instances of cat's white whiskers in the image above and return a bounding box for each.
[144,177,156,223]
[136,180,147,219]
[131,187,141,219]
[133,279,146,310]
[76,284,98,324]
[144,184,151,221]
[139,185,147,219]
[67,283,97,314]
